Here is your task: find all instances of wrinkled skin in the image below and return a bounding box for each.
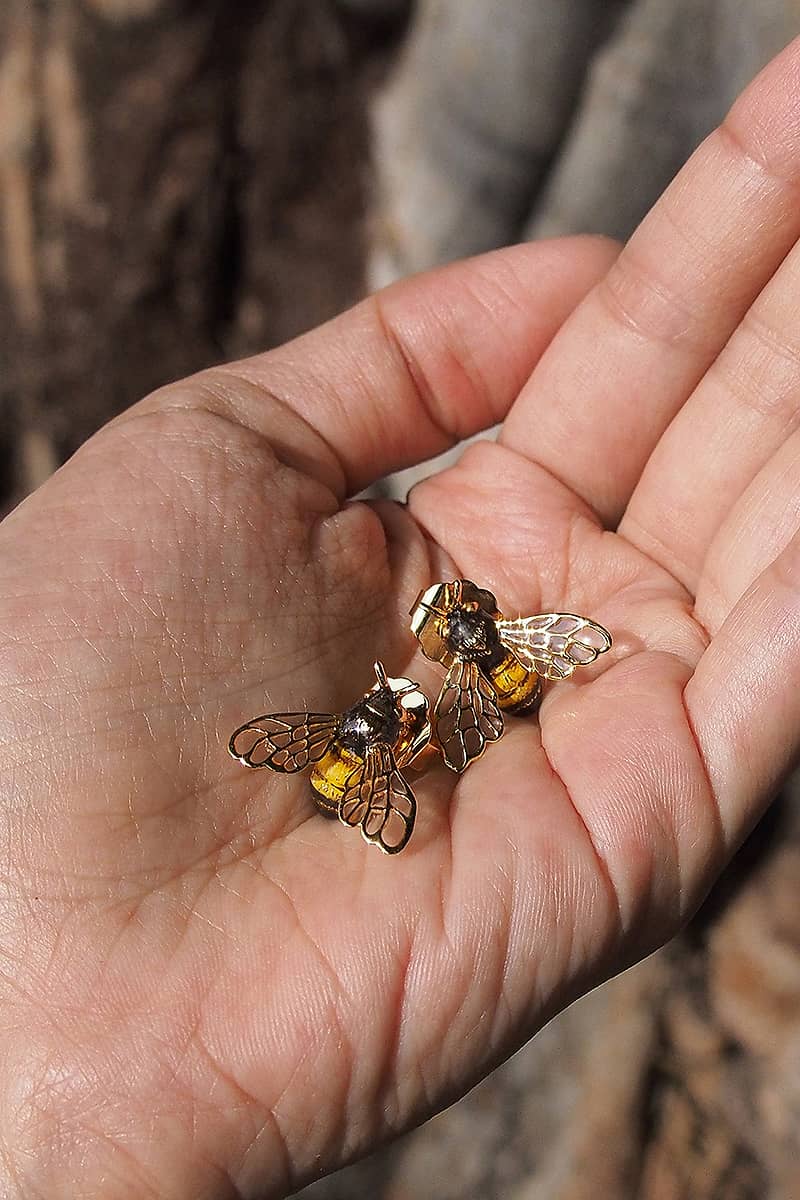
[3,39,800,1200]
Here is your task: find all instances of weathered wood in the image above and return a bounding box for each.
[370,0,798,282]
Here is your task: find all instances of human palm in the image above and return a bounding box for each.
[4,40,800,1199]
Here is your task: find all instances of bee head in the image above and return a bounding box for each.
[441,604,498,660]
[365,684,399,723]
[338,663,404,754]
[411,580,502,667]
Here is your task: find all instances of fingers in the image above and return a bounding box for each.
[685,528,800,845]
[500,36,800,525]
[156,239,616,500]
[620,232,800,590]
[694,425,800,634]
[407,435,602,616]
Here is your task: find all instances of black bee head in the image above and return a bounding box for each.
[338,685,400,755]
[364,684,400,726]
[442,605,498,661]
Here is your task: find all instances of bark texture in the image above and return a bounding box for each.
[0,0,393,510]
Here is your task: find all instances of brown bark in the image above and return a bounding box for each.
[0,0,397,510]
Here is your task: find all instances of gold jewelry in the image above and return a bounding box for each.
[229,661,431,853]
[410,580,611,772]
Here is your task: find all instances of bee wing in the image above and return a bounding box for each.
[340,742,416,854]
[434,658,503,773]
[228,713,338,772]
[497,614,611,681]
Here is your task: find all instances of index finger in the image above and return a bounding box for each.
[144,239,616,499]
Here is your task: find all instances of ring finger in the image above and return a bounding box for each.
[695,424,800,633]
[620,232,800,591]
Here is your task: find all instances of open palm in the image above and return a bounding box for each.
[4,41,800,1199]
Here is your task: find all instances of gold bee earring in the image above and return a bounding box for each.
[409,580,611,772]
[228,661,431,854]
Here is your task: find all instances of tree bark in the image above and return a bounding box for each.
[0,0,392,510]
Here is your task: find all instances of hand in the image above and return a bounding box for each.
[3,38,800,1199]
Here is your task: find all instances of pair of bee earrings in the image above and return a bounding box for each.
[229,581,611,855]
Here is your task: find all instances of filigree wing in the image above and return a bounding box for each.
[228,712,338,772]
[434,658,503,773]
[339,743,416,854]
[497,613,611,681]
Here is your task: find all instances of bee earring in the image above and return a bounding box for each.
[228,661,431,853]
[409,580,612,772]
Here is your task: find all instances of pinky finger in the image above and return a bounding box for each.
[686,532,800,848]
